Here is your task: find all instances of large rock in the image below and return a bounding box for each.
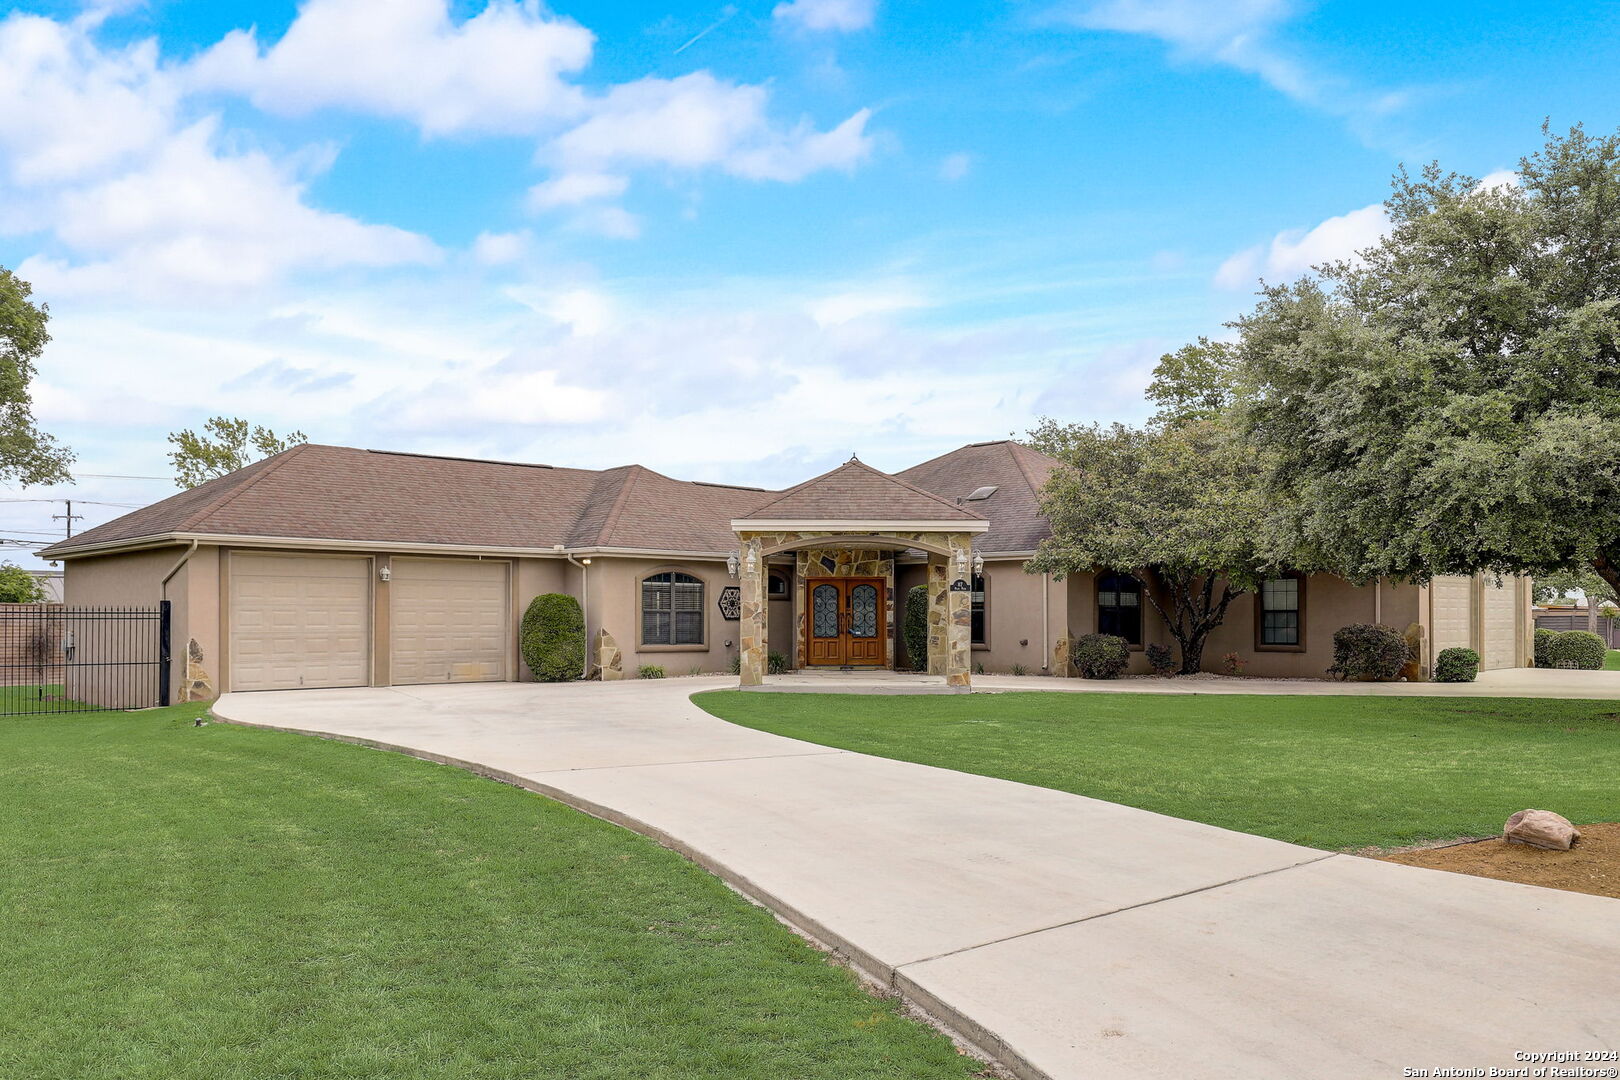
[1503,809,1581,851]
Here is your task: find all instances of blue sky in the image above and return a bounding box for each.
[1,0,1617,562]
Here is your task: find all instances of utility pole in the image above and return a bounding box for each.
[52,499,83,539]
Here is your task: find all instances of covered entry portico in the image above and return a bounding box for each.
[729,458,988,690]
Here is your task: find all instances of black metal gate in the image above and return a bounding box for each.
[0,602,171,715]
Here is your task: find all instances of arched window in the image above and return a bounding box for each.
[1097,572,1142,645]
[642,572,704,646]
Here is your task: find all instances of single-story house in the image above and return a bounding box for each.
[39,440,1533,700]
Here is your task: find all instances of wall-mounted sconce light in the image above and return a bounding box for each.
[972,551,984,575]
[727,552,740,577]
[744,547,757,575]
[378,565,391,582]
[953,548,968,575]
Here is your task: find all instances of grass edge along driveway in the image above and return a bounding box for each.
[694,690,1620,851]
[0,703,987,1080]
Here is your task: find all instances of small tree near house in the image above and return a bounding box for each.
[1026,389,1284,675]
[0,562,47,604]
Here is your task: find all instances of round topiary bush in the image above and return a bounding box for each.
[1072,632,1130,679]
[1545,629,1606,670]
[521,593,585,682]
[1433,647,1480,683]
[903,584,929,671]
[1533,627,1557,668]
[1328,623,1411,681]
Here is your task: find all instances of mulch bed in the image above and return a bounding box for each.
[1380,822,1620,899]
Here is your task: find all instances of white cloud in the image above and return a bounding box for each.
[772,0,877,32]
[186,0,593,136]
[525,171,627,210]
[809,285,929,327]
[0,12,439,300]
[16,118,437,299]
[1060,0,1308,99]
[549,72,872,183]
[0,14,175,186]
[939,152,972,181]
[471,230,529,265]
[1473,169,1519,192]
[1214,202,1388,289]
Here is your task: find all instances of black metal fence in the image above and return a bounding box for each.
[0,602,170,715]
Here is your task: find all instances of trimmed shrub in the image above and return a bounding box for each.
[638,664,666,679]
[1433,647,1480,683]
[903,584,930,671]
[1533,627,1557,668]
[521,593,585,682]
[1072,633,1130,679]
[1328,623,1411,681]
[1545,630,1606,670]
[1145,642,1175,677]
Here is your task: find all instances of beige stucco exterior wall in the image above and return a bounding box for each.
[1204,576,1423,678]
[62,543,221,704]
[585,556,738,677]
[970,560,1068,675]
[766,562,795,668]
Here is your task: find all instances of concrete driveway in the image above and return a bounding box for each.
[213,679,1620,1080]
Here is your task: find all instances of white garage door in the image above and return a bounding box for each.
[1431,575,1473,654]
[230,554,371,691]
[1481,579,1521,670]
[390,558,509,684]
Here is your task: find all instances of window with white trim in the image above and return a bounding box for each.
[641,572,704,645]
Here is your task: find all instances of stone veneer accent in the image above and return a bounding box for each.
[593,628,624,681]
[735,529,974,689]
[179,637,215,702]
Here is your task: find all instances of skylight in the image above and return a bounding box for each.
[965,485,999,501]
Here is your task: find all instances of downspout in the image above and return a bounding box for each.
[1373,576,1382,625]
[160,539,199,601]
[1041,572,1050,671]
[564,552,590,680]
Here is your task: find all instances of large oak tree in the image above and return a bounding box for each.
[1232,124,1620,595]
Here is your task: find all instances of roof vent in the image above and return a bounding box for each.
[964,485,999,501]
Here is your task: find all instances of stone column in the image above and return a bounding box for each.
[926,557,948,675]
[944,534,973,689]
[738,534,767,686]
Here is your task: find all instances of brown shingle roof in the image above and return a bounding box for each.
[898,440,1060,552]
[736,458,984,524]
[40,445,772,558]
[39,442,1054,560]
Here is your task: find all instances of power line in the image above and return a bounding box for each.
[74,473,173,481]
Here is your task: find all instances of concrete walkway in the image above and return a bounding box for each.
[213,680,1620,1080]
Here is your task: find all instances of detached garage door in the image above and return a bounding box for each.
[1481,579,1521,670]
[1431,575,1473,654]
[390,558,509,684]
[230,554,371,691]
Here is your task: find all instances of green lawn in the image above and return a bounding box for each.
[1605,650,1620,670]
[0,705,981,1080]
[695,691,1620,850]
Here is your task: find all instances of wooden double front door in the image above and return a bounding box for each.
[806,577,886,666]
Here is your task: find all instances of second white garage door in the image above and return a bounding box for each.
[390,558,509,684]
[1481,578,1522,670]
[230,553,371,692]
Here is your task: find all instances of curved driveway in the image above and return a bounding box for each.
[213,679,1619,1080]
